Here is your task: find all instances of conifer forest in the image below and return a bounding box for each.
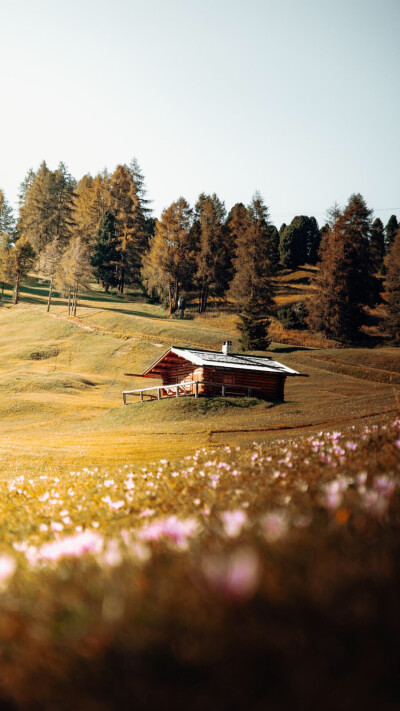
[1,158,399,347]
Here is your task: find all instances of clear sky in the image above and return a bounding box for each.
[1,0,399,227]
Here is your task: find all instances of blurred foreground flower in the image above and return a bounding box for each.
[202,547,261,601]
[0,554,17,589]
[261,511,289,542]
[220,510,247,538]
[138,516,199,550]
[37,531,104,563]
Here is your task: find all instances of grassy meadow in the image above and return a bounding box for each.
[0,274,399,709]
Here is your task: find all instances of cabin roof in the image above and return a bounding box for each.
[142,346,301,377]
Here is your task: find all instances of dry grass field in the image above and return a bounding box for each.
[0,275,399,710]
[0,276,398,477]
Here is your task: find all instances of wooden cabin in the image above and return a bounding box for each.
[123,342,304,404]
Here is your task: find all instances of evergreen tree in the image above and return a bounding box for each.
[195,193,230,312]
[0,233,14,297]
[72,172,111,247]
[306,216,320,265]
[385,215,399,253]
[279,215,319,267]
[308,194,380,342]
[110,165,147,293]
[279,223,287,239]
[55,238,92,316]
[370,217,385,273]
[17,161,55,261]
[318,223,331,258]
[8,237,36,304]
[17,161,75,271]
[126,157,153,239]
[385,226,400,344]
[279,223,299,268]
[229,193,275,350]
[91,211,119,292]
[0,189,15,237]
[141,198,193,313]
[326,201,342,228]
[226,202,248,268]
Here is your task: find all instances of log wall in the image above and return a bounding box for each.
[156,363,286,401]
[201,366,286,401]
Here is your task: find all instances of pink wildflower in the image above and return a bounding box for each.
[346,441,358,451]
[38,531,104,562]
[220,510,247,538]
[363,491,388,518]
[101,496,125,510]
[101,540,123,567]
[139,508,155,518]
[202,547,261,601]
[262,512,289,542]
[321,481,343,510]
[138,516,199,550]
[0,554,17,588]
[51,522,63,532]
[373,475,396,498]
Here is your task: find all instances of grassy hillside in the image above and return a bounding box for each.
[0,277,399,477]
[0,277,399,710]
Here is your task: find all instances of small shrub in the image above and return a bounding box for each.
[277,301,308,330]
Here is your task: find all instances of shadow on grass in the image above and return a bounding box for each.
[271,345,315,353]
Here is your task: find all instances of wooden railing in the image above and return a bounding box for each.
[122,380,265,405]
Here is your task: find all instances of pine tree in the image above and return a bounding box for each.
[326,201,342,228]
[226,202,248,266]
[91,211,119,292]
[0,233,14,297]
[229,193,275,350]
[141,198,193,313]
[72,172,111,248]
[55,238,92,316]
[195,193,230,312]
[370,217,385,273]
[9,238,36,304]
[17,162,55,262]
[305,216,320,265]
[384,226,400,344]
[279,215,319,267]
[308,194,380,342]
[0,189,15,237]
[385,215,399,253]
[17,162,75,273]
[110,165,147,293]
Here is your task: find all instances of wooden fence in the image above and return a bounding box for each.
[122,380,266,405]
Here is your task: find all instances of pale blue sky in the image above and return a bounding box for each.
[1,0,399,227]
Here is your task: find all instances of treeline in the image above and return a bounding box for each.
[0,160,399,346]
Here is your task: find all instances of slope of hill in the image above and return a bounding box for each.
[0,277,398,477]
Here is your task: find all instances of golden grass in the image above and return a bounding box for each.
[0,275,398,479]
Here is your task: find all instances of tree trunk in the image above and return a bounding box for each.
[46,277,53,312]
[168,283,172,315]
[173,281,179,313]
[199,283,208,313]
[202,284,209,313]
[68,288,71,315]
[119,267,125,294]
[13,275,20,305]
[73,284,78,317]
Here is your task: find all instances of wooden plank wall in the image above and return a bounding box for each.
[202,366,286,401]
[160,363,199,385]
[155,362,286,401]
